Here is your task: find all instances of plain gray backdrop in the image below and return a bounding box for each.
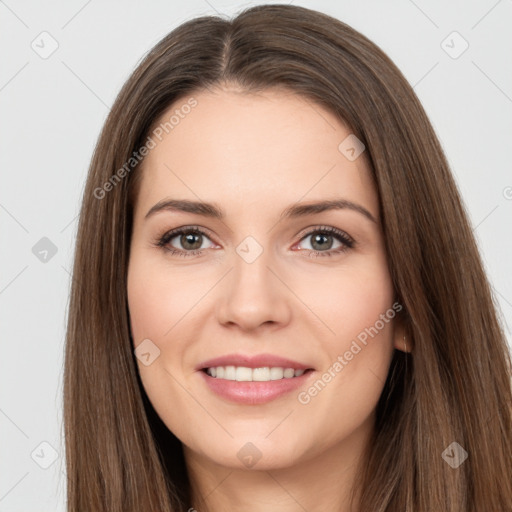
[1,0,511,510]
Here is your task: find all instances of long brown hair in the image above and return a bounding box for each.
[63,4,512,511]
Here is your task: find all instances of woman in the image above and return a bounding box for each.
[63,4,512,511]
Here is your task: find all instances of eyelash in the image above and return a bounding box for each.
[154,225,355,258]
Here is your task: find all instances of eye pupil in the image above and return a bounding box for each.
[181,233,202,250]
[311,233,333,251]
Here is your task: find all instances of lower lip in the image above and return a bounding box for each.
[198,369,314,405]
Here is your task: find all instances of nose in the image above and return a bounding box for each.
[215,246,292,332]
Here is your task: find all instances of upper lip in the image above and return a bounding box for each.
[196,353,315,371]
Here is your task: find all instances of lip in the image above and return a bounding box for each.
[198,369,315,405]
[195,353,314,371]
[195,352,316,405]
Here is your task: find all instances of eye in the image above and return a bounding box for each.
[294,226,355,258]
[154,224,355,258]
[155,226,216,257]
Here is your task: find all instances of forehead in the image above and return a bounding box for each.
[135,87,377,219]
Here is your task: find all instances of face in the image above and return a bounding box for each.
[127,86,404,472]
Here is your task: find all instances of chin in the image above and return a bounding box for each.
[195,437,308,471]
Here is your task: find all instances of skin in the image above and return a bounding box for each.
[127,85,409,512]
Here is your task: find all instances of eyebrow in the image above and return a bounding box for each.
[144,198,378,224]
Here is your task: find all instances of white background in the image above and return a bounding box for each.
[1,0,511,510]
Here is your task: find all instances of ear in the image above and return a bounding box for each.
[392,308,413,354]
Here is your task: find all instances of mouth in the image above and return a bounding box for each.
[199,366,315,405]
[196,354,316,405]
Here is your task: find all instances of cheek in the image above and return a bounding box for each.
[297,250,395,348]
[338,267,395,375]
[127,271,170,342]
[126,255,199,436]
[127,254,200,342]
[295,255,396,422]
[331,270,394,342]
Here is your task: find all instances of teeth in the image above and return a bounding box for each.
[283,368,295,378]
[225,365,236,380]
[270,367,284,380]
[205,366,308,381]
[253,367,270,381]
[235,366,252,381]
